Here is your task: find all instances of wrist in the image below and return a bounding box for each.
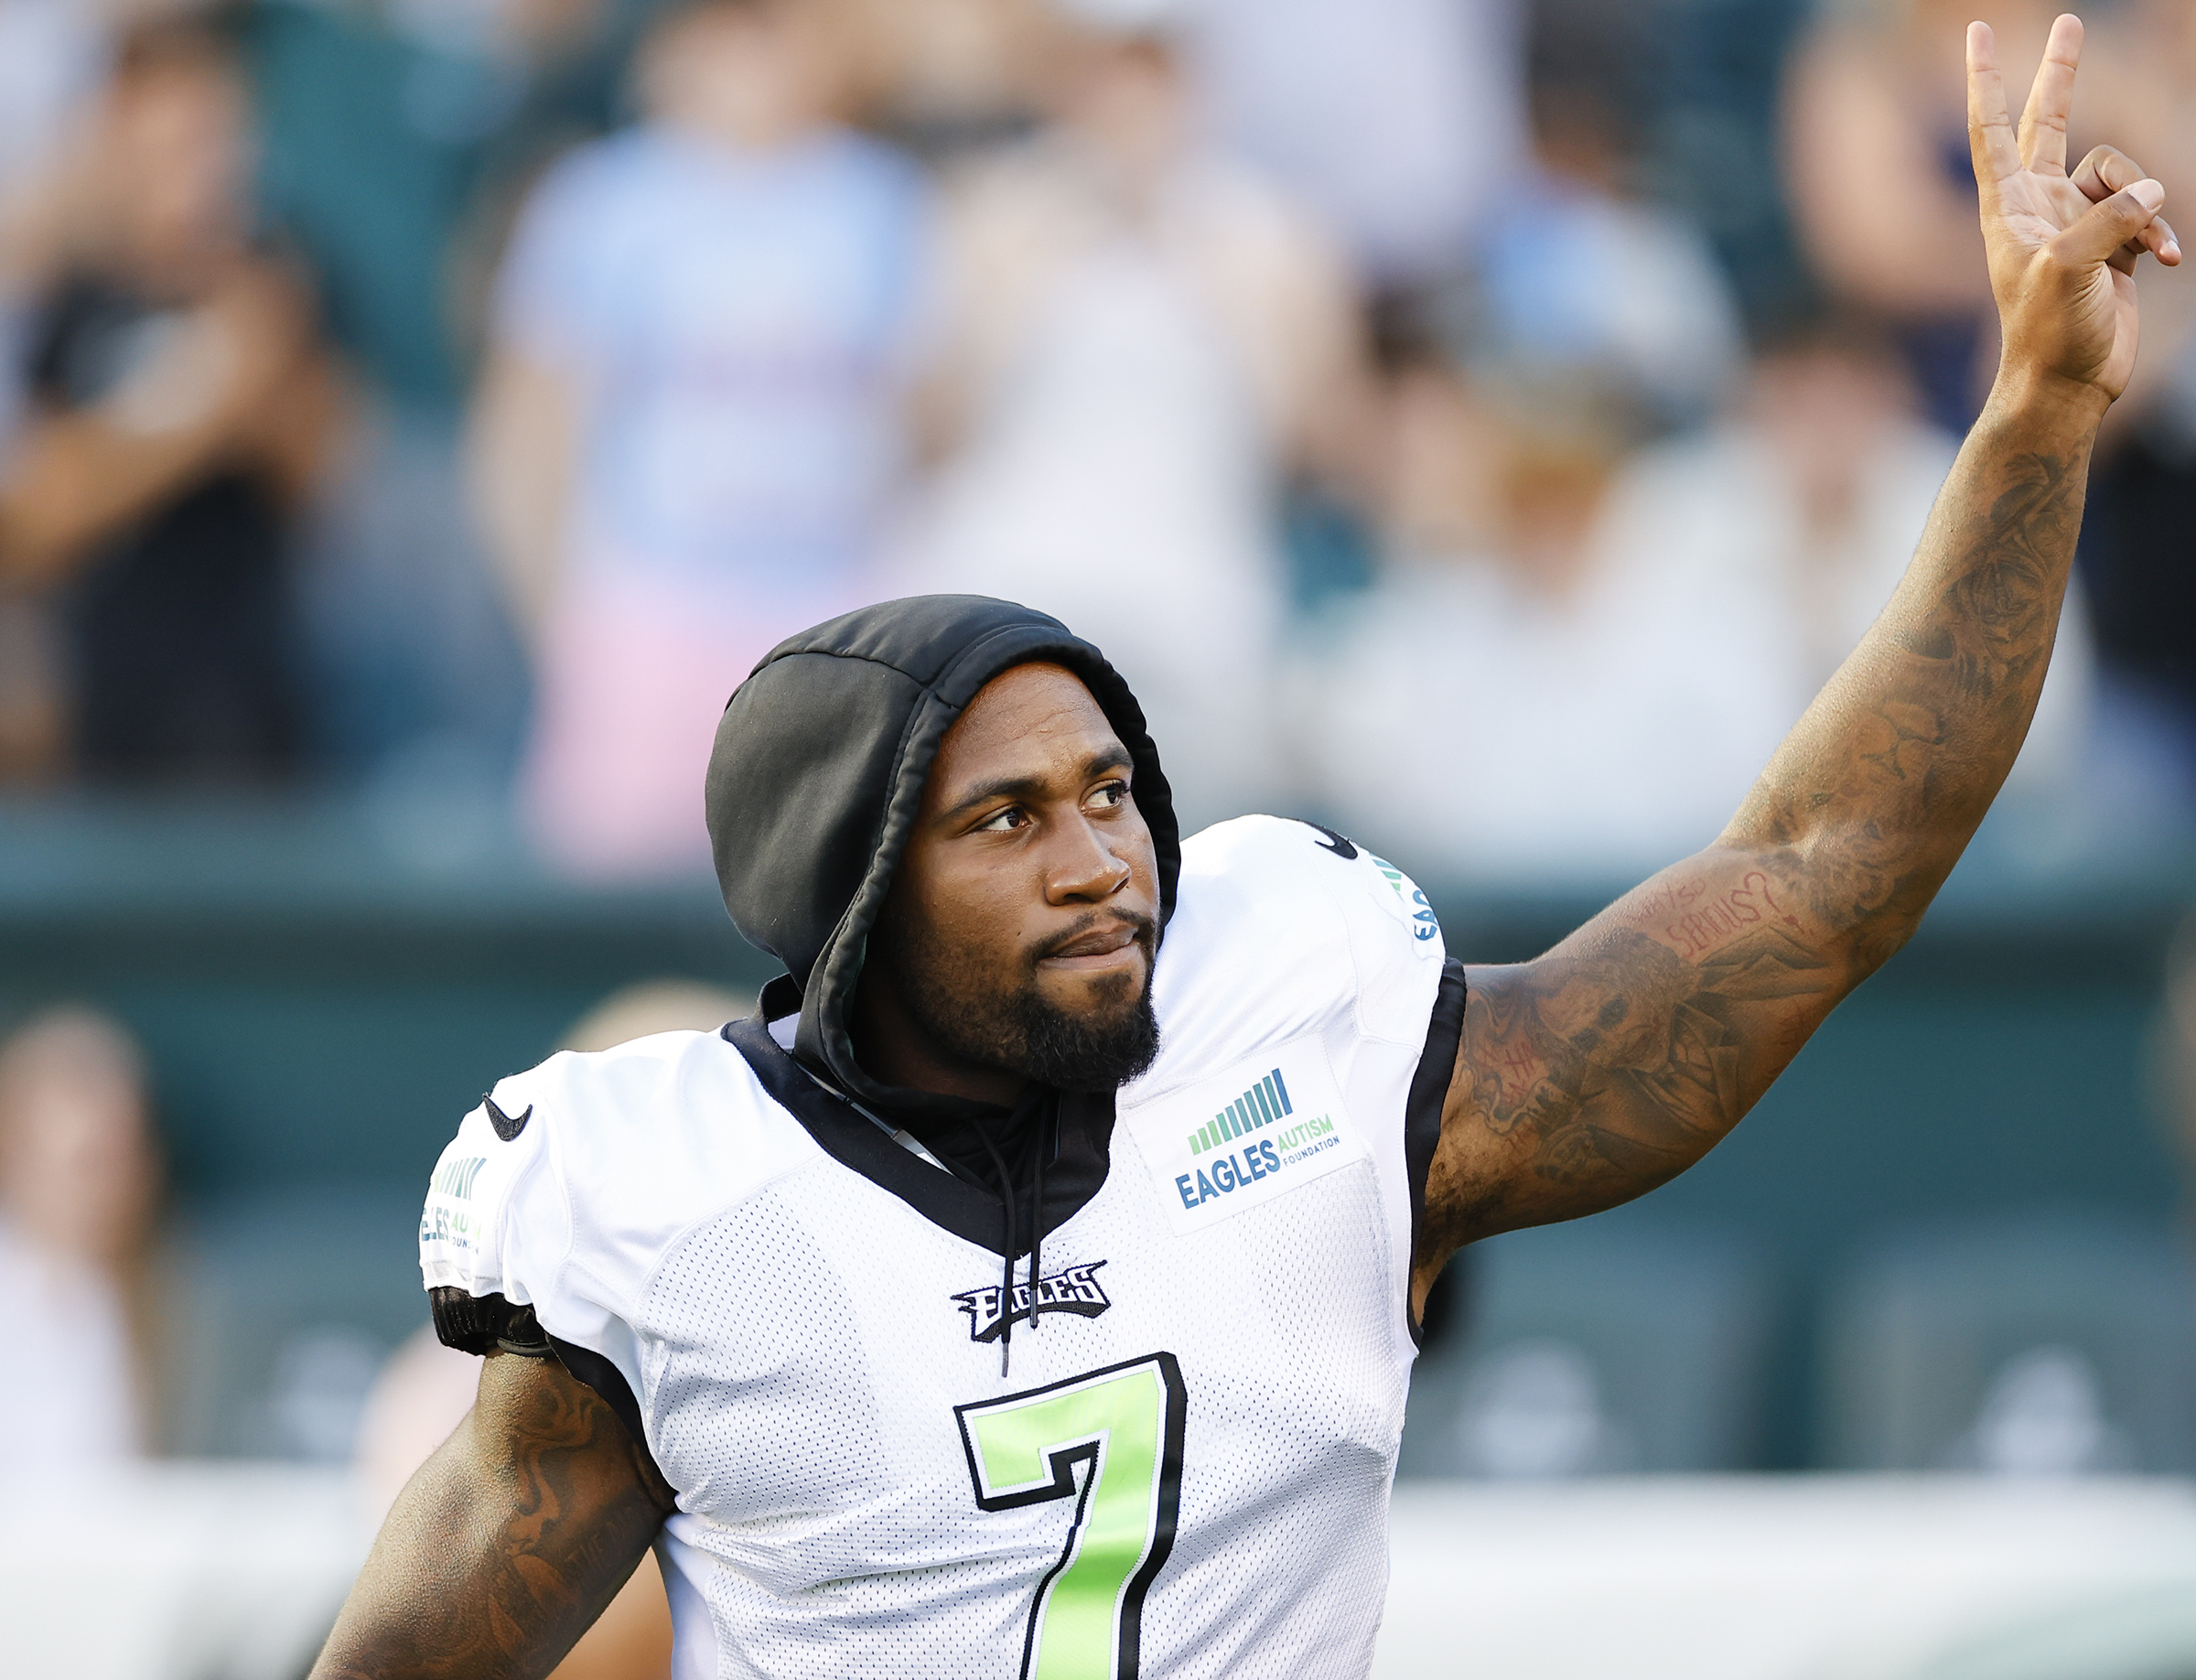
[1982,364,2114,432]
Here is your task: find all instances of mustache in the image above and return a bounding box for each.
[1028,910,1158,966]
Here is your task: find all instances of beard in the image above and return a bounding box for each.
[877,913,1161,1093]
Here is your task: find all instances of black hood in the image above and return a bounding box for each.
[705,595,1180,1120]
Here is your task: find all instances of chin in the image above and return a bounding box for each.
[1014,977,1162,1092]
[1045,964,1144,1017]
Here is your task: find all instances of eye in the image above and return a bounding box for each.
[974,805,1029,833]
[1087,780,1130,812]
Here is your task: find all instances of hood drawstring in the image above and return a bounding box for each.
[974,1098,1056,1381]
[1028,1103,1047,1356]
[975,1120,1018,1378]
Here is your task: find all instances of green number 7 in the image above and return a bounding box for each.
[955,1352,1188,1680]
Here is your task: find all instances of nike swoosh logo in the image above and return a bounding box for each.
[484,1096,533,1142]
[1306,823,1358,860]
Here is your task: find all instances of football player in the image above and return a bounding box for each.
[313,17,2176,1679]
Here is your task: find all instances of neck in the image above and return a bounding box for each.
[850,980,1030,1108]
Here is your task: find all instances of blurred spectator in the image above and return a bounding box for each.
[0,1008,161,1478]
[1452,0,1744,435]
[0,6,173,760]
[1303,313,2091,881]
[0,0,133,440]
[0,0,116,365]
[1180,0,1525,284]
[1784,0,2084,436]
[1294,357,1676,880]
[0,17,339,784]
[888,11,1367,827]
[1588,315,2091,791]
[0,2,111,214]
[354,979,751,1679]
[845,0,1060,159]
[471,0,931,877]
[244,0,635,791]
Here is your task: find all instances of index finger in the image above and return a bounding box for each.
[1967,21,2022,191]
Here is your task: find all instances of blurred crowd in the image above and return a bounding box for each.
[1,0,2193,882]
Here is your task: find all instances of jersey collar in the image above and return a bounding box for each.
[722,1015,1115,1258]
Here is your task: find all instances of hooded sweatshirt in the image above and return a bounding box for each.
[705,594,1181,1115]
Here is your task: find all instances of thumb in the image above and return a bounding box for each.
[2050,177,2167,269]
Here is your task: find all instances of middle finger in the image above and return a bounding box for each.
[2018,13,2083,178]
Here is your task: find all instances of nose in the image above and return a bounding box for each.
[1045,814,1132,905]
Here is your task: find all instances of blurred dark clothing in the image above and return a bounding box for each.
[2080,430,2196,754]
[1897,130,1988,439]
[29,277,303,781]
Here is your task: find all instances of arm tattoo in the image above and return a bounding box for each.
[312,1354,674,1680]
[1426,435,2088,1265]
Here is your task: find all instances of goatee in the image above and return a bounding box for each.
[887,916,1161,1093]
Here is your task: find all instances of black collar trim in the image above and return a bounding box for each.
[722,1016,1114,1258]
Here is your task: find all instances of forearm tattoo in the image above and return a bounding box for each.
[1425,440,2086,1261]
[312,1356,673,1680]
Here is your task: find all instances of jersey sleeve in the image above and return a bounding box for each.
[1241,822,1467,1238]
[1317,826,1451,1050]
[1169,814,1450,1045]
[419,1066,572,1355]
[1161,816,1465,1338]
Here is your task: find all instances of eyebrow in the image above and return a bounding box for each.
[939,747,1134,824]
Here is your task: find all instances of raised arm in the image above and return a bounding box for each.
[309,1351,675,1680]
[1414,16,2179,1301]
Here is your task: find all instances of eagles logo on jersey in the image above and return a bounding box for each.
[953,1260,1114,1342]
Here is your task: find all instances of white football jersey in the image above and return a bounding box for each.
[420,816,1462,1679]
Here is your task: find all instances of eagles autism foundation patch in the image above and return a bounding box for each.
[1134,1039,1365,1234]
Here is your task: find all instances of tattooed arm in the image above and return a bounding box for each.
[309,1352,676,1680]
[1415,16,2180,1300]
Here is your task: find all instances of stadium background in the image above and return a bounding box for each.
[4,0,2196,1675]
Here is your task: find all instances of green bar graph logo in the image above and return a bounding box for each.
[1186,1069,1293,1155]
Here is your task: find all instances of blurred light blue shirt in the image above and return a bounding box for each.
[496,124,931,608]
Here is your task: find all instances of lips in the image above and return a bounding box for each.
[1046,921,1140,961]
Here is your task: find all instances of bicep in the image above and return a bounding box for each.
[1419,845,1859,1265]
[311,1351,673,1680]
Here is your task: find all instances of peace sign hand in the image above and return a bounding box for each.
[1969,13,2179,413]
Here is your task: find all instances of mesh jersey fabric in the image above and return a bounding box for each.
[421,816,1453,1679]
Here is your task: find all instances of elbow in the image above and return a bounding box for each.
[1832,857,1950,985]
[1848,905,1925,984]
